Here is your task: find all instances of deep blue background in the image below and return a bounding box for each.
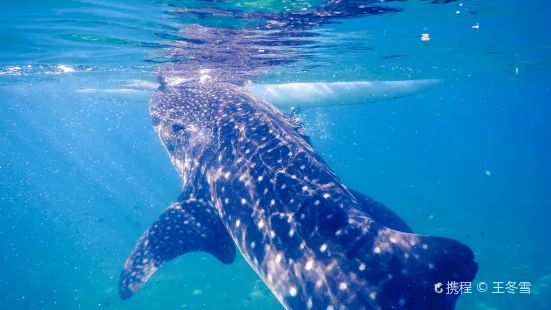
[1,0,550,309]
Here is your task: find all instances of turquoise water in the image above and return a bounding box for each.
[1,0,550,309]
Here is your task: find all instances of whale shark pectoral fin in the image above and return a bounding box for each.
[118,199,236,300]
[244,79,443,108]
[348,189,413,233]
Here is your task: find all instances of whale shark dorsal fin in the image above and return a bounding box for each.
[118,198,236,299]
[244,79,443,108]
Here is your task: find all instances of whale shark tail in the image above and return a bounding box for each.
[339,219,478,310]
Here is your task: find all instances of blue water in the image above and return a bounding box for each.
[1,0,550,309]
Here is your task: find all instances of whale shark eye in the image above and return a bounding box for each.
[172,124,186,132]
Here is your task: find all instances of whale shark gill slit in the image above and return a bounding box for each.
[118,197,236,300]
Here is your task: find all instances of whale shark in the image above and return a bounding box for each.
[117,68,478,310]
[117,1,478,309]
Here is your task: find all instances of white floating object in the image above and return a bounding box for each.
[244,79,443,108]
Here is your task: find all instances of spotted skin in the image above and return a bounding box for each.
[118,71,478,310]
[347,189,413,234]
[118,198,235,300]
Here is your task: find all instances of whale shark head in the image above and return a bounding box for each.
[149,76,220,185]
[148,72,284,188]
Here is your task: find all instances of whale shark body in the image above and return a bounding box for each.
[118,69,478,309]
[118,1,477,309]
